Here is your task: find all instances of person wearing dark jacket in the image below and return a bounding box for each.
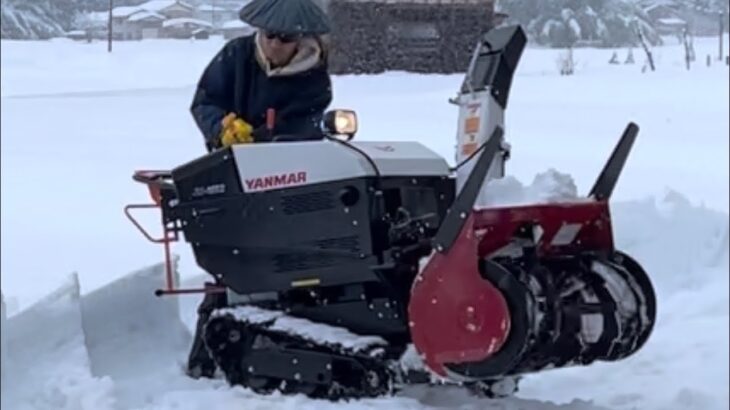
[190,0,333,151]
[185,0,333,379]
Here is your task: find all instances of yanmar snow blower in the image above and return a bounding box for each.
[126,25,656,400]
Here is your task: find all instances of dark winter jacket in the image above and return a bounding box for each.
[190,33,332,151]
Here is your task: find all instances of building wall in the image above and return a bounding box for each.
[193,9,238,27]
[326,0,494,74]
[162,23,210,39]
[112,17,137,40]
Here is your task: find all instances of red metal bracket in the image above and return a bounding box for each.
[126,170,226,297]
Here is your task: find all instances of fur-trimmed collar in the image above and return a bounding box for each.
[254,31,323,77]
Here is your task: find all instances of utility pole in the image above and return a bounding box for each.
[107,0,113,52]
[720,11,725,61]
[211,0,216,29]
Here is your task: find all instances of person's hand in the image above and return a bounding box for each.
[220,113,254,146]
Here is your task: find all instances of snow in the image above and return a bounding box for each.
[128,11,166,23]
[657,17,688,26]
[1,274,117,410]
[197,4,228,12]
[1,33,728,410]
[214,305,387,352]
[112,6,145,18]
[1,293,6,384]
[223,19,252,29]
[479,169,590,207]
[138,0,194,13]
[163,18,213,28]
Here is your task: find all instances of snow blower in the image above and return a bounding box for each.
[125,25,656,400]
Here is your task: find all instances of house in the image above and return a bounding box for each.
[111,6,147,40]
[221,19,255,39]
[640,0,727,36]
[642,2,681,21]
[323,0,498,74]
[128,11,166,39]
[194,4,239,28]
[654,17,688,36]
[161,17,213,38]
[140,0,195,19]
[105,0,196,39]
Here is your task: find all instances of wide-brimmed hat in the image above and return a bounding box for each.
[239,0,331,36]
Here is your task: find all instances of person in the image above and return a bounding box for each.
[190,0,333,152]
[186,0,333,378]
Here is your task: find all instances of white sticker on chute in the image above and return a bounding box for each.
[551,223,582,246]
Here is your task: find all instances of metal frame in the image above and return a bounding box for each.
[125,170,226,297]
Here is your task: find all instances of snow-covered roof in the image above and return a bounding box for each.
[113,6,144,18]
[222,20,251,29]
[128,10,166,22]
[112,1,195,21]
[657,17,687,26]
[162,18,213,28]
[137,0,194,12]
[642,1,678,14]
[197,4,227,12]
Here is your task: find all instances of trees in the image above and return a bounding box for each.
[499,0,660,48]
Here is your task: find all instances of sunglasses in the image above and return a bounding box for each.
[264,31,299,43]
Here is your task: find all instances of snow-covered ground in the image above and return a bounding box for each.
[1,33,728,410]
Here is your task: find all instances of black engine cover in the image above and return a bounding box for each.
[166,147,454,297]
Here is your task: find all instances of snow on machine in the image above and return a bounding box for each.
[126,25,657,400]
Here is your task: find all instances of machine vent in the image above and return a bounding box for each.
[313,235,360,252]
[273,253,336,273]
[273,236,361,272]
[281,191,335,214]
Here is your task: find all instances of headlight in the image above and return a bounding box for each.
[323,109,358,140]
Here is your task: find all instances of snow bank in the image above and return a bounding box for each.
[612,189,729,295]
[1,292,6,386]
[1,261,193,410]
[1,274,116,410]
[79,259,193,409]
[480,169,587,207]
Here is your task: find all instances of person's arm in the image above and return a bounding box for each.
[190,40,238,151]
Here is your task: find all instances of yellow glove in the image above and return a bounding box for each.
[220,113,254,147]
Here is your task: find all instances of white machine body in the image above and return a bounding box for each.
[230,140,451,193]
[454,88,510,207]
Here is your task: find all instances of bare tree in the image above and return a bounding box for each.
[636,25,654,71]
